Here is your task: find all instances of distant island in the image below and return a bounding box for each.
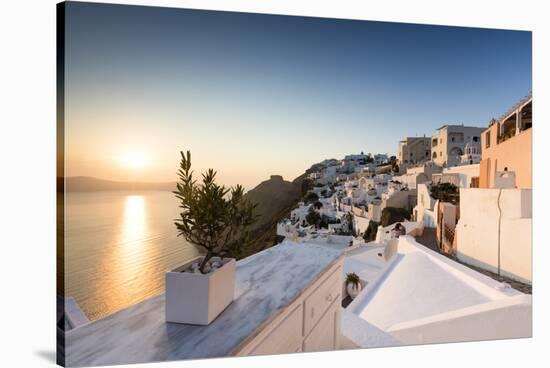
[63,176,175,192]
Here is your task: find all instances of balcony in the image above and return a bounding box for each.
[497,99,532,145]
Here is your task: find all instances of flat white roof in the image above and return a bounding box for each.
[344,244,386,285]
[343,236,530,345]
[356,251,491,329]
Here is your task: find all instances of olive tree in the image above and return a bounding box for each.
[174,151,258,273]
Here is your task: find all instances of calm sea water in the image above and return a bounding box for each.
[64,191,201,321]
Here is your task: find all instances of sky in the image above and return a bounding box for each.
[63,2,532,190]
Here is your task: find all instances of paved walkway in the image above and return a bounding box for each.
[415,228,439,252]
[447,256,532,294]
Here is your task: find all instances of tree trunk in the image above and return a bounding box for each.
[199,251,214,274]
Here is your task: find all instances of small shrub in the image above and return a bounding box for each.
[430,182,458,202]
[319,215,339,229]
[380,207,410,227]
[363,221,379,242]
[301,178,314,195]
[305,207,321,226]
[345,272,360,287]
[304,191,319,204]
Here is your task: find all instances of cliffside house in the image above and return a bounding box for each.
[479,95,532,189]
[431,124,484,168]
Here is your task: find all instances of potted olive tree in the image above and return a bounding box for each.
[166,151,257,325]
[345,272,362,300]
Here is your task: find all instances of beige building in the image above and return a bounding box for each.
[479,95,532,189]
[430,124,484,168]
[398,137,431,165]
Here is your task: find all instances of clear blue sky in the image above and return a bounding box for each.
[64,2,532,189]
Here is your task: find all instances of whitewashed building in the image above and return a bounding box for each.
[431,124,484,168]
[398,136,431,165]
[413,183,437,228]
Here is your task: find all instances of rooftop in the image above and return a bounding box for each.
[342,236,531,346]
[487,93,532,128]
[434,124,484,132]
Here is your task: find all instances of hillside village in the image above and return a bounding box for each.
[270,94,533,347]
[278,94,532,286]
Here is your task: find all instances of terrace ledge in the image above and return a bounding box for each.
[64,241,343,367]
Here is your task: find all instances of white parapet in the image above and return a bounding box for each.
[456,188,532,283]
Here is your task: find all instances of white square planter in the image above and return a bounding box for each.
[165,256,236,325]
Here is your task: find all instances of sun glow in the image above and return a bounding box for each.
[118,152,147,169]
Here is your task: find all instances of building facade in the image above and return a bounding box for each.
[479,95,532,189]
[431,125,484,168]
[398,137,431,165]
[459,137,482,165]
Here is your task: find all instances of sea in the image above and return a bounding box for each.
[63,190,201,321]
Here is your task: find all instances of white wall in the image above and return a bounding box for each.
[383,189,416,210]
[500,218,532,282]
[367,202,382,222]
[388,295,532,345]
[406,163,443,178]
[276,222,297,238]
[354,215,371,235]
[414,183,436,228]
[319,207,337,219]
[392,173,417,189]
[443,164,480,188]
[456,188,532,283]
[375,222,424,243]
[422,209,437,228]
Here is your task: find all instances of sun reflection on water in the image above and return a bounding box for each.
[120,195,146,246]
[108,194,150,308]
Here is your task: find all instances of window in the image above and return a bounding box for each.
[440,138,443,144]
[473,136,479,142]
[485,132,490,148]
[451,137,455,142]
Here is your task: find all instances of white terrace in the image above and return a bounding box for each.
[341,235,531,347]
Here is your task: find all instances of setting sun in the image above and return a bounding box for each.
[118,152,147,169]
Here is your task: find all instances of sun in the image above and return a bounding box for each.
[118,152,147,169]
